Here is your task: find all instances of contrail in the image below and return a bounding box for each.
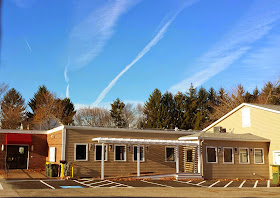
[24,38,32,52]
[64,57,70,98]
[92,2,196,107]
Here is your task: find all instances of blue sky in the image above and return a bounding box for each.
[1,0,280,109]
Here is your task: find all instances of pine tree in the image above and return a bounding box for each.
[174,92,189,129]
[1,88,25,129]
[160,92,175,129]
[186,84,198,129]
[110,98,126,127]
[143,89,162,128]
[57,98,76,125]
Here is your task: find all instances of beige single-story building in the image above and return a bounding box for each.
[0,124,270,180]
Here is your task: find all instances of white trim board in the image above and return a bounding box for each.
[203,103,280,132]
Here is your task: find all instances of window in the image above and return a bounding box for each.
[254,148,264,164]
[206,147,217,163]
[95,144,108,161]
[133,146,144,162]
[75,144,88,161]
[223,147,234,164]
[165,147,175,162]
[115,145,126,161]
[242,108,251,127]
[186,149,193,162]
[239,148,249,164]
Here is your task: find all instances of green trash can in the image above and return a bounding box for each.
[45,162,50,177]
[271,165,280,184]
[49,164,59,177]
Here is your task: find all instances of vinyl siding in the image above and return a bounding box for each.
[206,105,279,178]
[65,129,185,178]
[202,140,269,180]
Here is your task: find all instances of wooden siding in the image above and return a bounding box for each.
[202,140,269,180]
[206,105,280,178]
[66,129,185,178]
[47,130,63,164]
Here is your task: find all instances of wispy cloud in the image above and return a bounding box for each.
[92,3,195,107]
[169,0,280,93]
[69,0,138,70]
[64,57,70,98]
[11,0,35,8]
[66,84,70,98]
[24,38,32,52]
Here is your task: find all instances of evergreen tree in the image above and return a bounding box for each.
[143,89,162,128]
[186,84,198,129]
[110,98,126,127]
[174,92,189,129]
[57,98,76,125]
[1,88,25,129]
[160,92,175,129]
[193,87,208,130]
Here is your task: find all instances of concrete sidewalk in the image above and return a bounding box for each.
[4,169,47,180]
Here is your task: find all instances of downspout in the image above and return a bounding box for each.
[200,139,204,178]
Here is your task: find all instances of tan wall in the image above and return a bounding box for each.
[202,140,269,180]
[206,106,280,178]
[66,129,186,178]
[47,130,63,164]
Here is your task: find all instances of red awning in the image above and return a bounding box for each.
[6,133,32,145]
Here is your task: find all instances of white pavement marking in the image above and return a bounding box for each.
[0,183,3,190]
[40,180,55,189]
[176,180,192,184]
[141,180,173,188]
[94,180,114,188]
[174,180,207,188]
[74,180,94,188]
[197,181,206,185]
[88,180,108,186]
[253,180,258,188]
[267,180,270,188]
[239,180,246,188]
[208,181,220,188]
[106,180,133,188]
[223,181,233,188]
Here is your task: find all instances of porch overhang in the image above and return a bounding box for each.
[92,137,199,146]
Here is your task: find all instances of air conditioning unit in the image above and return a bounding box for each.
[214,126,222,133]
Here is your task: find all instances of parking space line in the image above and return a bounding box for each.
[253,180,258,188]
[88,180,108,186]
[106,180,133,188]
[74,180,94,188]
[197,181,206,185]
[40,180,55,189]
[0,183,3,190]
[208,181,220,188]
[223,181,233,188]
[94,181,114,188]
[267,180,270,188]
[141,180,173,188]
[176,180,192,184]
[239,180,246,188]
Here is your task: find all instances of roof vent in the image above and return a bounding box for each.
[214,126,226,133]
[175,127,179,131]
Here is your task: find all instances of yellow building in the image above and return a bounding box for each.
[203,103,280,178]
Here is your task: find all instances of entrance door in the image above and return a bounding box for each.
[273,151,280,165]
[6,145,28,169]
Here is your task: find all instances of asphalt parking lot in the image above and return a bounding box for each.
[3,178,278,190]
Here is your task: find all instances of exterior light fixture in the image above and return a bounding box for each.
[31,145,34,151]
[1,144,4,151]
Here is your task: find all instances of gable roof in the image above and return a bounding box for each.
[203,103,280,132]
[179,131,270,142]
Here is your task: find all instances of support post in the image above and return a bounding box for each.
[137,144,140,177]
[176,145,179,173]
[197,142,201,174]
[101,143,105,180]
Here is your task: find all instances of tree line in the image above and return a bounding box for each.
[1,79,280,130]
[0,84,76,130]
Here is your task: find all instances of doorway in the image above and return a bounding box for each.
[6,145,28,169]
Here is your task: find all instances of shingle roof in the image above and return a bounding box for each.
[179,131,270,142]
[247,103,280,112]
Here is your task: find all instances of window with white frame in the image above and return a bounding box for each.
[223,147,234,164]
[165,147,175,162]
[95,144,108,161]
[239,148,249,164]
[254,148,264,164]
[133,146,144,162]
[75,144,88,161]
[206,147,217,163]
[115,145,126,161]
